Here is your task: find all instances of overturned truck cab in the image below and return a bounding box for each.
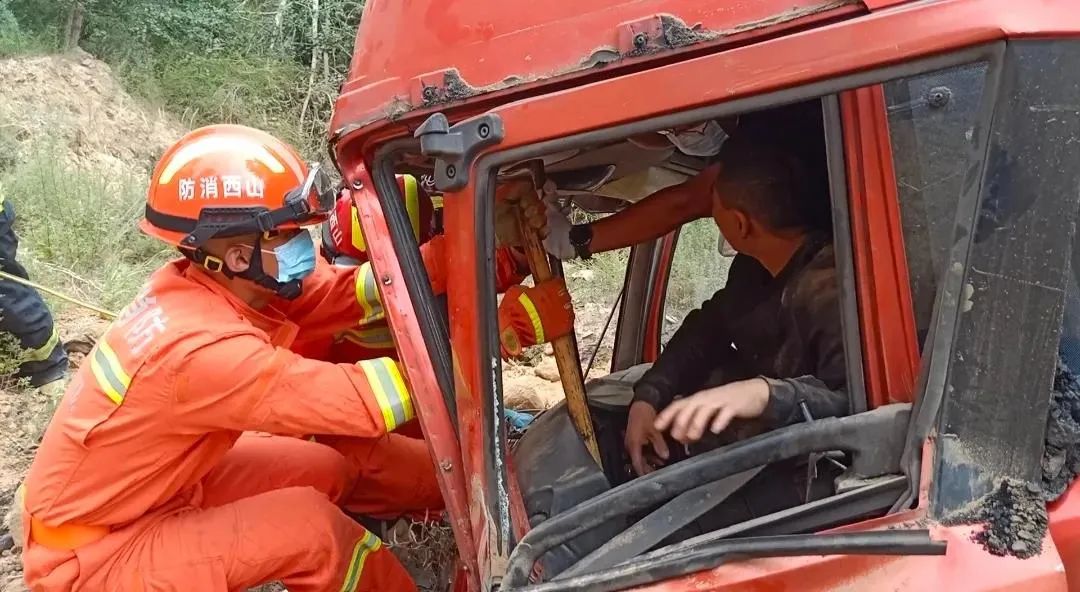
[329,0,1080,590]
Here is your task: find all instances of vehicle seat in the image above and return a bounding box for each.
[510,364,650,577]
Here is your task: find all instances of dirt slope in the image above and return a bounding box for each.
[0,50,184,175]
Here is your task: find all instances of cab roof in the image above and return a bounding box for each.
[330,0,905,147]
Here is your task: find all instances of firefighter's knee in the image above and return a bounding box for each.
[302,441,356,503]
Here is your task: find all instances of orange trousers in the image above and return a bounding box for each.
[318,427,444,520]
[24,434,442,591]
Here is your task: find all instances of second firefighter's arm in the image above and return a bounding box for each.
[277,236,448,338]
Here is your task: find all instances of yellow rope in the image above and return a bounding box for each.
[0,270,117,320]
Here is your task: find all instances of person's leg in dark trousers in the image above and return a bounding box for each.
[0,199,67,386]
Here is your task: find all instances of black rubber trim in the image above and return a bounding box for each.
[371,139,458,429]
[473,165,515,556]
[512,531,945,592]
[821,94,868,415]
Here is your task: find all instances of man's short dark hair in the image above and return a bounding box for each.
[713,135,815,232]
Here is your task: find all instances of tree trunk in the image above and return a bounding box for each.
[272,0,290,50]
[298,0,320,135]
[63,2,85,51]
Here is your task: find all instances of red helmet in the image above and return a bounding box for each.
[142,124,335,249]
[322,173,434,264]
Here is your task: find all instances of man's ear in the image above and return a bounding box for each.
[731,208,752,240]
[223,243,252,274]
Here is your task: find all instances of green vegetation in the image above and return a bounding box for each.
[664,217,731,331]
[0,0,366,313]
[1,0,364,156]
[1,147,171,311]
[0,331,28,379]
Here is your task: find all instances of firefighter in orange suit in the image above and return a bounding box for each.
[18,124,461,592]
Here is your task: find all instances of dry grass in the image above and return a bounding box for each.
[386,519,459,592]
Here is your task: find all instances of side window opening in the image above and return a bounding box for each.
[504,95,885,578]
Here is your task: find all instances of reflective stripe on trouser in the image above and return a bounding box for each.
[517,292,545,343]
[88,339,131,405]
[357,358,414,431]
[354,262,385,324]
[22,436,417,592]
[0,199,68,385]
[340,531,383,592]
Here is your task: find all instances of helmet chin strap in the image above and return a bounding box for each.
[189,234,304,300]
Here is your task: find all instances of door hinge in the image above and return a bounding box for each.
[415,113,504,192]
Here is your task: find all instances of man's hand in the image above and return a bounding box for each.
[625,401,670,476]
[494,181,548,247]
[654,379,771,444]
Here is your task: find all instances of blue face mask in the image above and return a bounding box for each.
[272,231,316,283]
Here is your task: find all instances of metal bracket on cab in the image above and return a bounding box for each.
[414,113,504,192]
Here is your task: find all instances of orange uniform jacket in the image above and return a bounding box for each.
[23,257,412,538]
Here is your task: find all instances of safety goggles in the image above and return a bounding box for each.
[285,162,337,218]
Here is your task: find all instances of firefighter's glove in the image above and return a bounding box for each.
[543,208,574,260]
[494,180,548,247]
[498,279,574,358]
[419,235,447,295]
[540,187,574,260]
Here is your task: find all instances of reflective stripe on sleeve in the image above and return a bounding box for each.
[357,358,414,431]
[354,262,384,324]
[23,328,60,363]
[88,339,131,405]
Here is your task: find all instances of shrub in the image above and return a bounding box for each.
[3,147,171,311]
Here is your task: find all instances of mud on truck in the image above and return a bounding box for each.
[326,0,1080,590]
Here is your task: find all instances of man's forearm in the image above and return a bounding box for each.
[589,180,712,253]
[759,376,849,428]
